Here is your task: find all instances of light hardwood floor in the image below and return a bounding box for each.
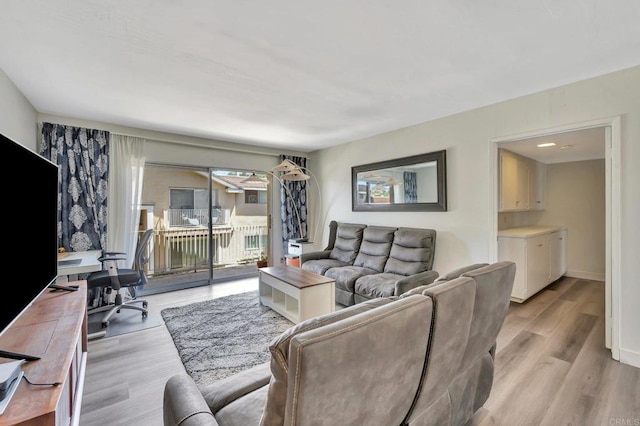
[80,275,640,426]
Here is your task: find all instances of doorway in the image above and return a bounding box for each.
[489,116,621,360]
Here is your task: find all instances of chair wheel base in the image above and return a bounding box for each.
[101,321,109,328]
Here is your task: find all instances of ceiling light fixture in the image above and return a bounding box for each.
[536,142,556,148]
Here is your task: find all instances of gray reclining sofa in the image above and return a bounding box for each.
[300,220,438,306]
[163,261,516,426]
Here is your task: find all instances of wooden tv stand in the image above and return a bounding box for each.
[0,281,88,425]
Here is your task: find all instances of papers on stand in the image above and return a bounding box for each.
[0,360,25,414]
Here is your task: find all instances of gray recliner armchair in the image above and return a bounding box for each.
[301,221,438,306]
[163,261,516,426]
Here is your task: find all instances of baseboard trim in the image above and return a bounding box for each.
[619,348,640,368]
[565,270,605,281]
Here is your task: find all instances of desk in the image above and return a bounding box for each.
[57,250,102,282]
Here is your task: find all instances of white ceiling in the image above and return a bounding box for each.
[1,1,639,153]
[500,127,606,164]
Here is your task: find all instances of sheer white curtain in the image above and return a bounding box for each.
[107,134,146,267]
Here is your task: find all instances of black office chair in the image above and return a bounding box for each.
[87,229,154,328]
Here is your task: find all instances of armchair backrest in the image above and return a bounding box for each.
[383,227,437,276]
[283,296,433,426]
[353,225,397,272]
[405,261,516,425]
[327,223,366,264]
[458,261,516,367]
[133,229,154,285]
[404,276,476,424]
[263,297,396,425]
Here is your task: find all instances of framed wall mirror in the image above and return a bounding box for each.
[352,150,447,212]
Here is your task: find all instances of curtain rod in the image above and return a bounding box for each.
[38,119,308,158]
[112,131,309,159]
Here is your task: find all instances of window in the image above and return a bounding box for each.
[245,190,267,204]
[245,234,268,251]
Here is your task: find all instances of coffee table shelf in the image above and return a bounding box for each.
[259,265,335,323]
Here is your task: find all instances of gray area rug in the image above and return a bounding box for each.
[161,290,294,389]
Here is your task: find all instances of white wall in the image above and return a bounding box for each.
[311,65,640,366]
[539,160,606,280]
[0,68,38,149]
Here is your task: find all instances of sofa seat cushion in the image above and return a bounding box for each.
[301,258,350,275]
[325,265,377,292]
[355,272,406,298]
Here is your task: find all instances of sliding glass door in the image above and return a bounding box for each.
[138,164,269,295]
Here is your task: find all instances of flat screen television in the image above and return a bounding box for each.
[0,132,59,361]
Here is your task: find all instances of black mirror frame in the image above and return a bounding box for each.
[351,150,447,212]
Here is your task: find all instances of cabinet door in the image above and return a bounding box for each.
[498,236,527,301]
[526,234,549,296]
[549,229,567,282]
[529,160,547,210]
[499,149,530,211]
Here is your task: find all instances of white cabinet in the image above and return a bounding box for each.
[498,226,567,302]
[548,228,567,282]
[499,149,546,212]
[529,160,547,210]
[499,149,530,211]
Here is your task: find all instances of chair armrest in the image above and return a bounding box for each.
[98,254,128,263]
[201,362,272,414]
[394,270,440,295]
[164,373,219,426]
[103,251,126,256]
[300,250,332,263]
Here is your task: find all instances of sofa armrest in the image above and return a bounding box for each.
[394,270,440,295]
[300,250,332,263]
[201,362,272,414]
[164,373,219,426]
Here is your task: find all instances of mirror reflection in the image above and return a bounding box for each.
[352,150,447,212]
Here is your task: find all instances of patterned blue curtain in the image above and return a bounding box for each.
[404,171,418,203]
[278,155,308,251]
[40,123,109,253]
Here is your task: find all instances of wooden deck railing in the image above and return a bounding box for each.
[140,224,268,278]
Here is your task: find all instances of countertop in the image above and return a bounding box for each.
[498,225,567,238]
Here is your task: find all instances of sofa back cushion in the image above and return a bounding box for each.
[284,296,433,425]
[262,297,394,425]
[435,263,489,282]
[353,226,397,272]
[405,277,476,423]
[383,228,436,276]
[459,261,516,368]
[328,223,366,263]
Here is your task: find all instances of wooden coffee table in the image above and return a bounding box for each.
[258,265,335,323]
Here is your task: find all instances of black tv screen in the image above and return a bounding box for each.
[0,132,58,342]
